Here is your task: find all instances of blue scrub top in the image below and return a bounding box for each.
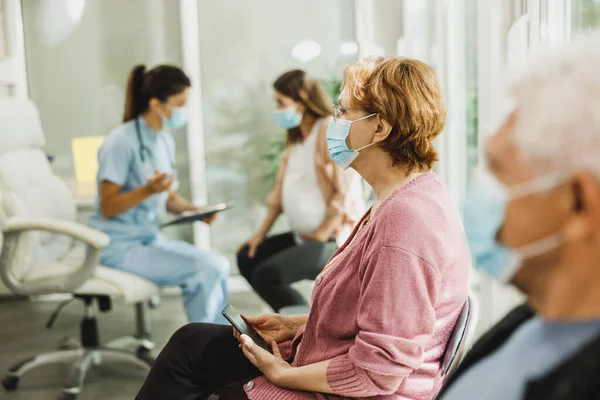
[88,117,176,242]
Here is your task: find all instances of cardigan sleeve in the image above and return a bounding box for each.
[326,245,441,397]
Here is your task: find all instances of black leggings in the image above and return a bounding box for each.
[135,324,261,400]
[237,232,337,312]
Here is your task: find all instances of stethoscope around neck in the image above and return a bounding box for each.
[135,116,177,182]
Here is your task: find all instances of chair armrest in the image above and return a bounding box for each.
[0,217,110,295]
[2,216,109,249]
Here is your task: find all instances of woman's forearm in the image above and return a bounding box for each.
[256,206,282,237]
[100,185,153,219]
[313,213,342,240]
[310,193,345,240]
[277,360,333,394]
[166,192,197,214]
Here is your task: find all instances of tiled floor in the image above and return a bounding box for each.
[0,277,284,400]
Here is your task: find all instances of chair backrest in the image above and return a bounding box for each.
[440,291,479,379]
[0,99,76,288]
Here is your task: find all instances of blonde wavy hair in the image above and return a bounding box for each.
[342,57,446,172]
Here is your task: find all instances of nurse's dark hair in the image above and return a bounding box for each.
[123,64,191,122]
[273,70,332,144]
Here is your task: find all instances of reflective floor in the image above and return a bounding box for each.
[0,276,282,400]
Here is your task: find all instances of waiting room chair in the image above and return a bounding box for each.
[439,291,479,386]
[0,98,160,400]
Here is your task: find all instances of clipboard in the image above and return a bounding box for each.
[160,202,235,228]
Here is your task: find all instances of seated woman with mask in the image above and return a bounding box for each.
[135,57,471,400]
[237,69,362,312]
[88,65,229,324]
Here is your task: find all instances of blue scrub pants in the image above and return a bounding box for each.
[101,233,229,324]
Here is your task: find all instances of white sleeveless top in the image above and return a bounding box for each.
[281,119,328,240]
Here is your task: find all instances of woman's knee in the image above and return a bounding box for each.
[236,247,255,280]
[251,262,282,289]
[163,323,207,356]
[237,245,250,262]
[161,323,232,365]
[192,251,230,278]
[213,253,231,276]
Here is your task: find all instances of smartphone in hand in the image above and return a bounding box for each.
[222,304,272,353]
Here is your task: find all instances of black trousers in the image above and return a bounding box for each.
[237,232,337,312]
[135,324,261,400]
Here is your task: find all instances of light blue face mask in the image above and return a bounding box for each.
[162,106,189,129]
[326,113,376,170]
[273,105,303,129]
[463,170,563,283]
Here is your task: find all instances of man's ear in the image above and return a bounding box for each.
[372,115,393,143]
[562,171,600,243]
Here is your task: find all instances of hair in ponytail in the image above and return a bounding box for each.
[122,64,191,123]
[123,65,147,122]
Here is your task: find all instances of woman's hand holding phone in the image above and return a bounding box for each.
[230,311,311,387]
[234,314,300,344]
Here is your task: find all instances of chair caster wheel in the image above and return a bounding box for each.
[136,347,155,366]
[58,393,77,400]
[2,375,19,391]
[57,336,81,351]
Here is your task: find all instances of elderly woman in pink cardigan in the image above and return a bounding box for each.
[136,57,471,400]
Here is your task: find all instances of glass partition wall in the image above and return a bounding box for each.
[195,0,356,271]
[21,0,358,270]
[21,0,192,240]
[20,1,586,307]
[20,0,595,332]
[20,0,478,273]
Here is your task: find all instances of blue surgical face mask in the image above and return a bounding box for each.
[326,114,376,170]
[274,105,303,129]
[162,106,189,129]
[463,169,563,283]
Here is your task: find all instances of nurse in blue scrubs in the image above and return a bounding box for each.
[88,64,229,323]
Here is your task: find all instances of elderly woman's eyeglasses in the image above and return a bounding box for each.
[333,105,377,124]
[332,105,343,122]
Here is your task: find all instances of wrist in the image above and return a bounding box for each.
[141,184,155,196]
[309,229,329,242]
[271,365,293,387]
[286,316,304,336]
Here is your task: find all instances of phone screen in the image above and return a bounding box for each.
[221,304,272,353]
